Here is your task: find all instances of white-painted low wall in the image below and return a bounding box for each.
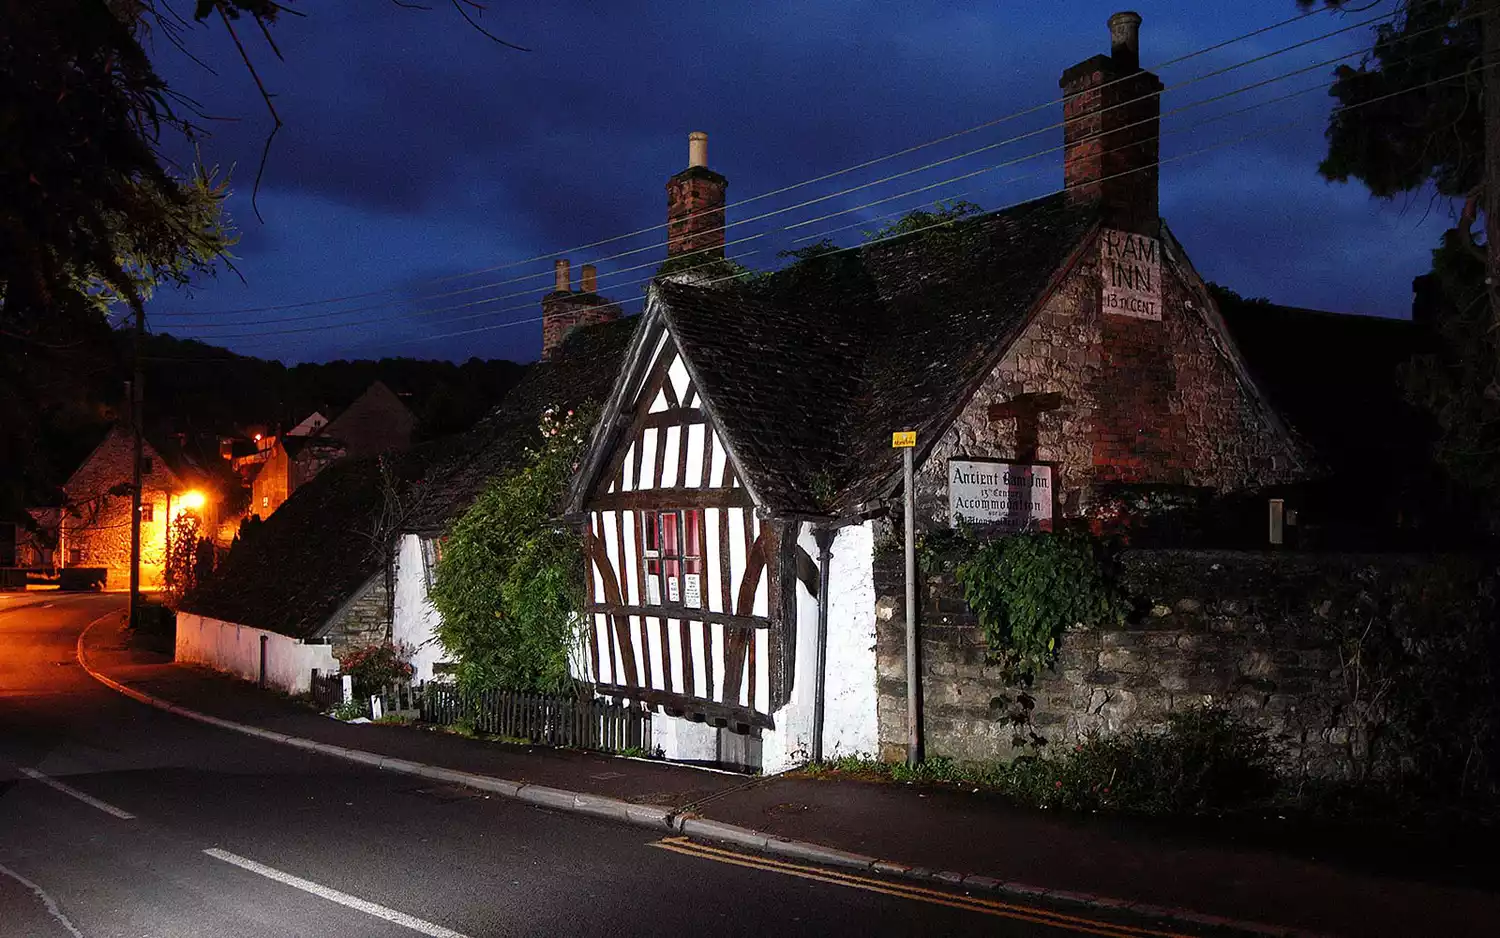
[175,612,339,695]
[393,534,448,683]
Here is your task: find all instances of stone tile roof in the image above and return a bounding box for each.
[655,193,1097,516]
[183,318,638,638]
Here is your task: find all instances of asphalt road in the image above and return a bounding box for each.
[0,594,1200,938]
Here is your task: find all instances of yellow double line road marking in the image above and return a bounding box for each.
[651,837,1199,938]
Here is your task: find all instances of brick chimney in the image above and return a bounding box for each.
[665,131,728,260]
[1060,12,1162,232]
[541,257,621,361]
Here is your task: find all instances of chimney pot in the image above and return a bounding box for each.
[688,131,708,169]
[581,264,598,293]
[554,258,571,293]
[1109,11,1142,70]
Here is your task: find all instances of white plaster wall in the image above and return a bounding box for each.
[650,715,719,762]
[175,612,338,694]
[392,534,447,683]
[763,521,880,774]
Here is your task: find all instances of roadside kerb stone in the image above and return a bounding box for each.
[377,757,425,774]
[676,817,770,851]
[761,837,878,871]
[459,774,524,798]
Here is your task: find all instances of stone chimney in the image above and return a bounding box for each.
[665,131,728,261]
[1060,11,1162,232]
[541,258,621,361]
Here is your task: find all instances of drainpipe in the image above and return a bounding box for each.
[811,527,835,764]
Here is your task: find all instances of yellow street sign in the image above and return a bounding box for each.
[891,431,916,449]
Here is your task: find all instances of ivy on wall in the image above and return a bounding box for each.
[430,404,598,695]
[954,530,1127,681]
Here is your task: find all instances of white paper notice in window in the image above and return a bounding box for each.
[683,574,701,608]
[646,576,662,605]
[667,577,681,604]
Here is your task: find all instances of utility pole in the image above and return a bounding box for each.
[128,304,144,628]
[892,430,922,765]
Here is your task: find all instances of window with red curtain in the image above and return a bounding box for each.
[642,509,704,607]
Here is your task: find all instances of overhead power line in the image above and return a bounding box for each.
[193,16,1475,344]
[153,3,1350,322]
[260,58,1492,358]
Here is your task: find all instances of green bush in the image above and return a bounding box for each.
[807,708,1281,818]
[1014,708,1281,815]
[956,530,1127,681]
[431,404,597,695]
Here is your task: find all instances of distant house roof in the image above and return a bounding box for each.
[1213,291,1429,479]
[321,380,417,461]
[183,318,637,639]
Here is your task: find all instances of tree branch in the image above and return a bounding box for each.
[218,4,282,223]
[450,0,531,52]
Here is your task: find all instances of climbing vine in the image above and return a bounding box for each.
[430,404,599,695]
[955,530,1127,682]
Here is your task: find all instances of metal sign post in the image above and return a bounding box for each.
[892,431,922,765]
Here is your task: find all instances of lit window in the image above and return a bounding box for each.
[140,503,153,522]
[262,495,269,508]
[642,510,703,607]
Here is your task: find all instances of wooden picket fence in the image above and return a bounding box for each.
[417,683,652,752]
[310,669,344,710]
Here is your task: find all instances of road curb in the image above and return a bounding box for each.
[76,615,1331,938]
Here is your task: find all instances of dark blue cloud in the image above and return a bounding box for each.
[149,1,1437,364]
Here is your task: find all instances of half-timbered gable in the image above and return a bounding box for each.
[571,311,794,735]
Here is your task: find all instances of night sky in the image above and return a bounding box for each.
[147,1,1446,365]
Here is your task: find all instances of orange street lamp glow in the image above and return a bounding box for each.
[179,491,206,511]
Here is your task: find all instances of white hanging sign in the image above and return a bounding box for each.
[683,574,701,609]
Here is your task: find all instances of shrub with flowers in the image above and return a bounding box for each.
[431,402,600,695]
[338,641,415,698]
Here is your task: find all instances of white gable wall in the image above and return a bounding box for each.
[393,533,448,682]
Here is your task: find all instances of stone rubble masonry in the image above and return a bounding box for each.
[60,427,183,590]
[911,231,1302,528]
[322,573,393,661]
[872,549,1483,778]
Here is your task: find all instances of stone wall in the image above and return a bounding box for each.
[874,548,1496,779]
[323,572,391,659]
[912,231,1303,527]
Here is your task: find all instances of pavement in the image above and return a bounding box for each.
[6,592,1493,937]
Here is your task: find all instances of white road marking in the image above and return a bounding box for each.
[0,861,86,938]
[203,848,471,938]
[19,767,135,820]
